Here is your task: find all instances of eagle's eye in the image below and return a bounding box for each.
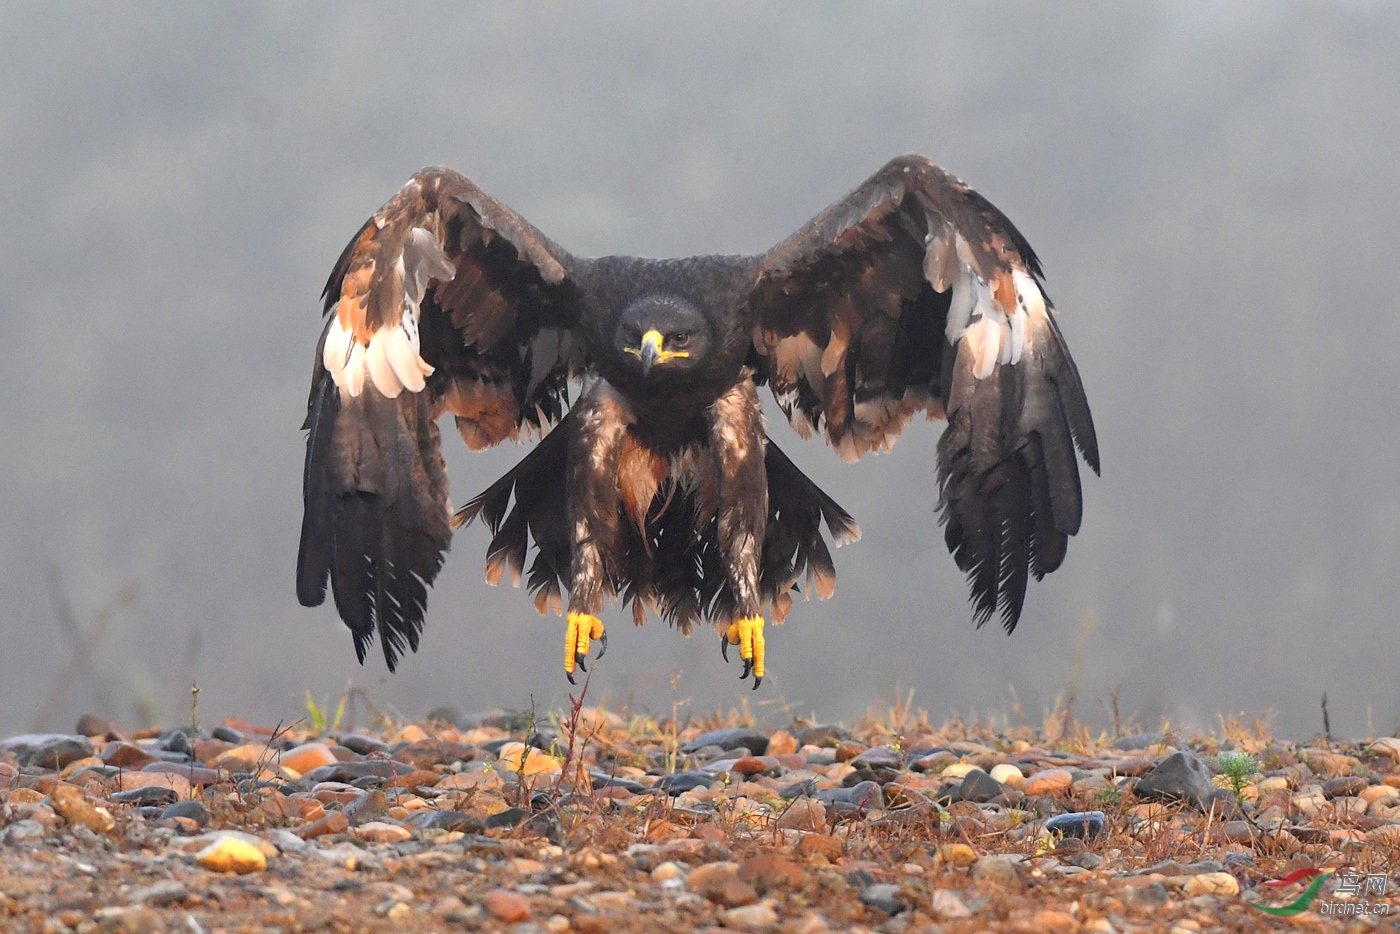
[671,331,693,348]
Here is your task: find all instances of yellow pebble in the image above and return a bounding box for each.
[197,837,267,874]
[497,742,563,775]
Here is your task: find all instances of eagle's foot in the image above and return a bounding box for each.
[723,616,765,690]
[565,612,605,684]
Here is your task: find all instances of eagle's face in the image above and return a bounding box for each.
[616,295,711,378]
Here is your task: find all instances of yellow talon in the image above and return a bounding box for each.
[565,612,605,680]
[726,615,765,684]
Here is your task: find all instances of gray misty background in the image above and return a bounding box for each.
[1,3,1397,740]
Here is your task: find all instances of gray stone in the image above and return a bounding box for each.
[958,769,1004,804]
[816,780,884,810]
[589,772,648,794]
[111,786,180,807]
[972,855,1021,886]
[858,883,905,915]
[484,807,529,828]
[1044,810,1105,841]
[343,789,390,825]
[2,820,45,845]
[1112,733,1164,750]
[160,799,210,825]
[850,746,901,769]
[1134,751,1213,809]
[680,727,769,756]
[4,734,94,770]
[795,724,848,747]
[657,771,714,795]
[412,810,485,833]
[336,734,389,755]
[779,779,818,799]
[1201,789,1242,820]
[303,759,416,784]
[131,881,187,906]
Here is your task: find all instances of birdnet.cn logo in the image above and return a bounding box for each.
[1245,869,1392,917]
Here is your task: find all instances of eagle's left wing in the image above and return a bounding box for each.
[749,154,1099,631]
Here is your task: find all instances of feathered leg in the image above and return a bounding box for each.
[563,382,633,681]
[708,381,770,688]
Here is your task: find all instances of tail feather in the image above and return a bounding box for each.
[456,429,858,631]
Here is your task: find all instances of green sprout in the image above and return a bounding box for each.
[305,690,346,735]
[1211,750,1259,801]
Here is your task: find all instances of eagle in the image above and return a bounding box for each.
[296,155,1098,689]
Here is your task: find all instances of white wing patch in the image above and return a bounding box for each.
[323,226,451,400]
[931,235,1043,380]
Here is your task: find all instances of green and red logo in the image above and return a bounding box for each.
[1246,869,1333,917]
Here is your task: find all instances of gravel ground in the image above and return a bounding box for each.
[2,703,1398,933]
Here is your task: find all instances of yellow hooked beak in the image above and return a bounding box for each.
[626,329,689,375]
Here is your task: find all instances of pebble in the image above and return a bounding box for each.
[279,742,338,775]
[1044,810,1105,840]
[354,821,413,844]
[484,888,531,923]
[50,783,115,834]
[658,771,715,794]
[4,735,94,769]
[1184,872,1239,896]
[297,811,349,839]
[766,729,798,756]
[1366,737,1400,762]
[795,834,843,860]
[1133,751,1214,809]
[858,882,905,915]
[721,902,779,930]
[849,746,900,769]
[114,771,193,799]
[1029,909,1079,934]
[689,861,758,907]
[931,889,972,918]
[682,727,770,756]
[496,742,563,775]
[972,854,1021,887]
[958,768,1004,803]
[776,796,826,831]
[3,820,46,844]
[738,853,805,890]
[197,837,267,874]
[1024,768,1073,797]
[651,861,686,881]
[160,799,210,825]
[1321,775,1368,798]
[990,762,1025,788]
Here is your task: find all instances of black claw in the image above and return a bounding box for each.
[566,670,576,685]
[596,632,608,661]
[740,658,753,680]
[721,635,730,663]
[752,675,762,691]
[576,654,587,673]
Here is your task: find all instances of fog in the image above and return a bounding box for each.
[2,3,1397,740]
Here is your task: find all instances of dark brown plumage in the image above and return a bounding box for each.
[297,155,1099,685]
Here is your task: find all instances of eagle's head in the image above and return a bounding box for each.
[616,295,712,377]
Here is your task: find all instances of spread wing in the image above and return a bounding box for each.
[749,154,1099,631]
[297,168,587,668]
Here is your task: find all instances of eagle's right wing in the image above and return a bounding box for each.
[297,168,587,669]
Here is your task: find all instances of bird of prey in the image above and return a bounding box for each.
[296,155,1098,689]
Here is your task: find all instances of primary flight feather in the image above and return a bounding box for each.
[297,155,1099,687]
